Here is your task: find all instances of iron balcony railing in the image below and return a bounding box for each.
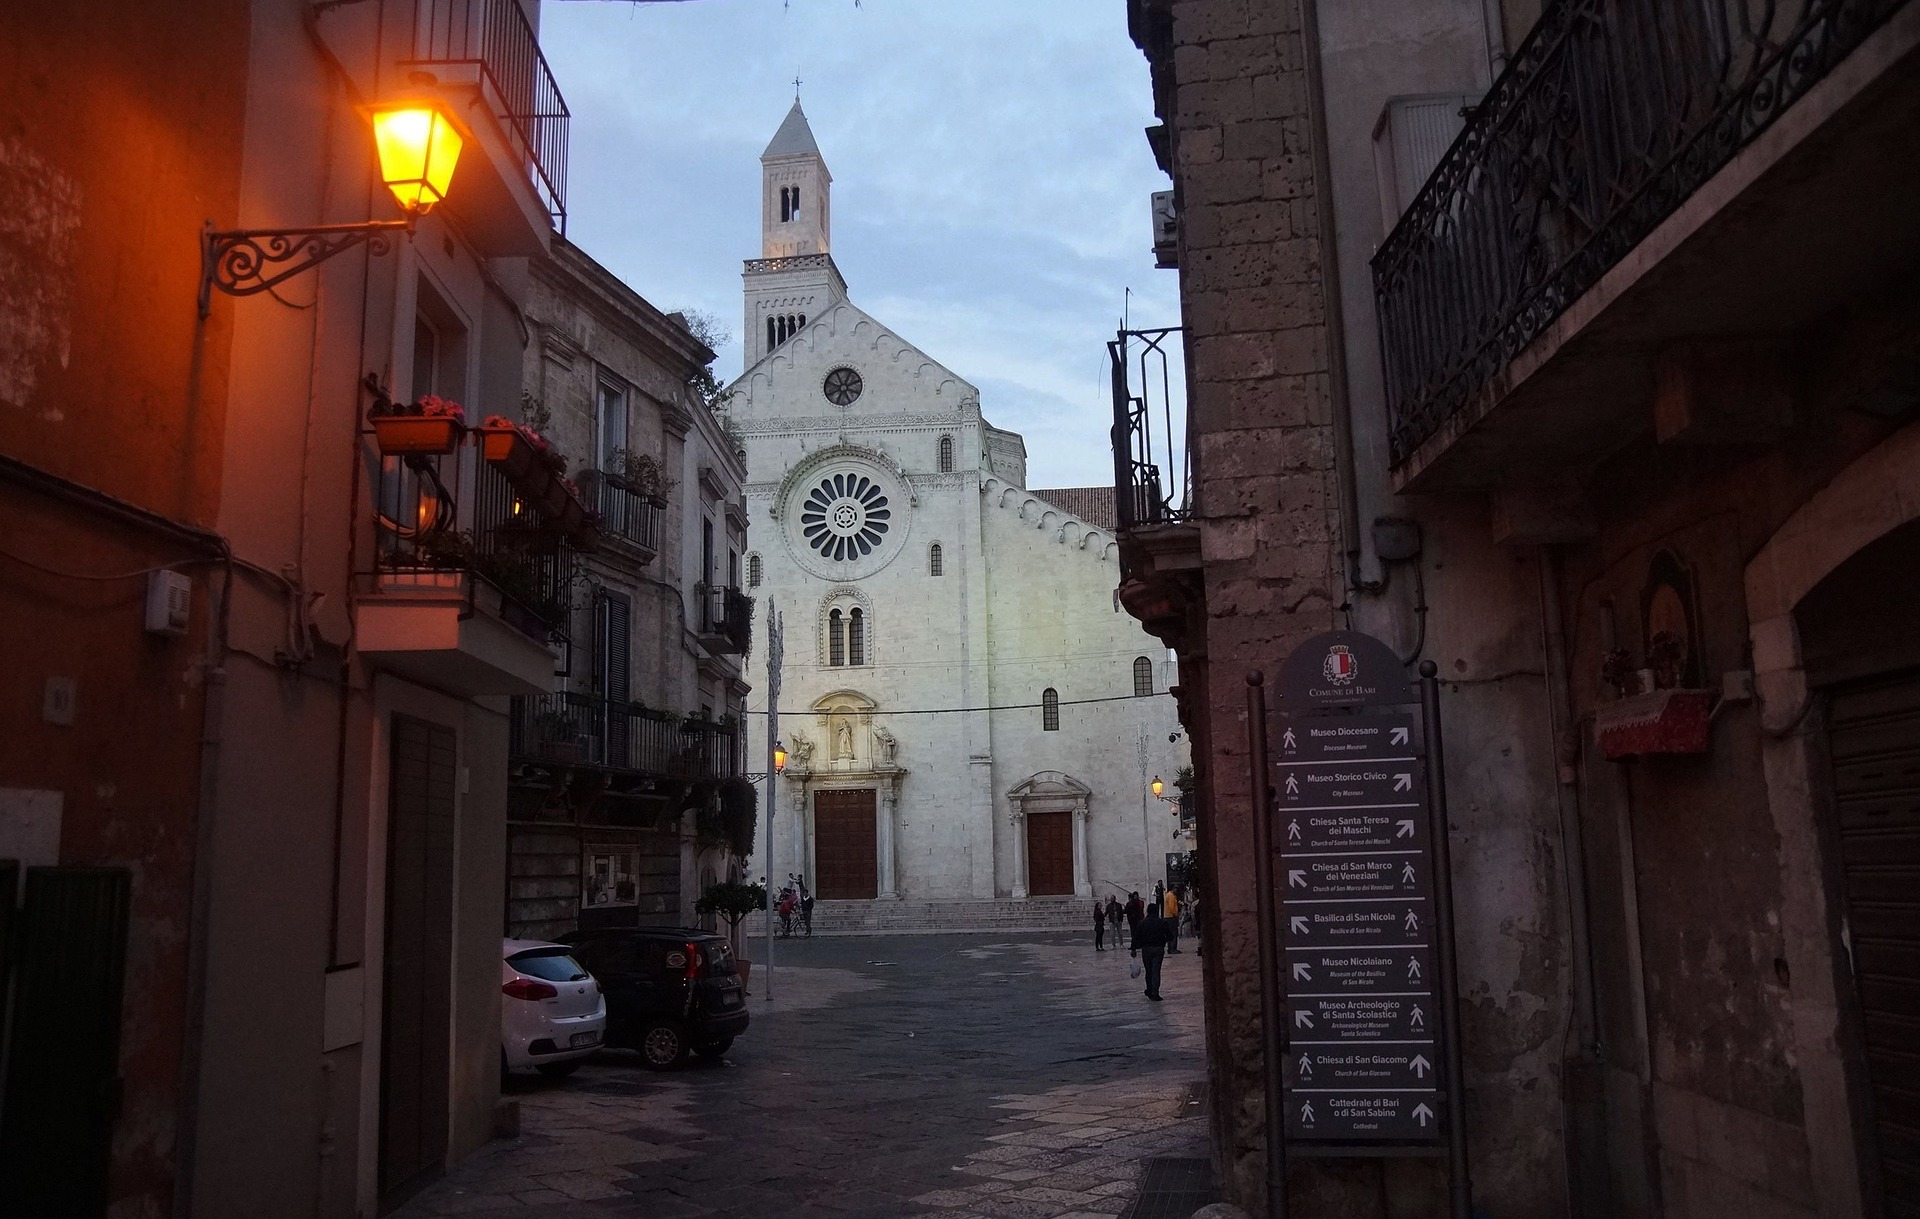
[408,0,571,230]
[510,693,739,780]
[1109,327,1188,532]
[1372,0,1910,466]
[370,433,574,641]
[582,471,663,556]
[699,586,754,655]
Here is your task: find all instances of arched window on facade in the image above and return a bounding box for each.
[938,434,955,473]
[848,608,866,666]
[829,609,845,667]
[780,185,795,223]
[747,554,763,588]
[767,316,778,351]
[1133,656,1154,697]
[929,543,943,576]
[1042,687,1060,731]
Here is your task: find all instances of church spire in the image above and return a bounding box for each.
[745,99,846,367]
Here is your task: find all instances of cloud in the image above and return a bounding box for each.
[542,0,1183,487]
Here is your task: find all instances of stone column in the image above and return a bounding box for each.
[1008,805,1028,899]
[877,780,898,898]
[1071,798,1092,897]
[790,780,813,887]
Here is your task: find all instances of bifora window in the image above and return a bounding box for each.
[1042,688,1059,731]
[1134,656,1154,697]
[799,473,891,562]
[929,543,943,576]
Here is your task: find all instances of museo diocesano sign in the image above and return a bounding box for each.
[1273,631,1444,1145]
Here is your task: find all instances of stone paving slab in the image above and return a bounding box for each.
[393,935,1208,1218]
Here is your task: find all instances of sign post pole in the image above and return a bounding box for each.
[1419,660,1472,1219]
[763,605,782,1004]
[1245,672,1289,1219]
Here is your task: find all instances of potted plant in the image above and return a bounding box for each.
[693,879,767,978]
[367,383,465,455]
[531,707,586,763]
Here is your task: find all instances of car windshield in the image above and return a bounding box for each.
[508,948,590,982]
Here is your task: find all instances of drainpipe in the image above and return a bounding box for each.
[1539,547,1603,1213]
[1480,0,1510,82]
[1298,0,1373,604]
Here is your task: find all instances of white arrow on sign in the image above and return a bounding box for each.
[1395,819,1416,838]
[1291,962,1312,982]
[1393,773,1413,792]
[1294,1009,1314,1029]
[1301,1100,1317,1123]
[1288,820,1302,842]
[1411,1005,1426,1030]
[1407,957,1423,980]
[1288,869,1306,888]
[1401,862,1417,884]
[1404,910,1420,932]
[1298,1053,1313,1077]
[1284,774,1300,795]
[1282,728,1297,749]
[1289,915,1309,935]
[1390,726,1410,745]
[1411,1054,1431,1078]
[1413,1102,1434,1127]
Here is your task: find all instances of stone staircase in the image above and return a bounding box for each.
[744,896,1093,938]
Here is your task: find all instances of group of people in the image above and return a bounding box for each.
[1092,882,1197,1002]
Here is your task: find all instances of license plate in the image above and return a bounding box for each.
[570,1031,601,1047]
[719,993,741,1008]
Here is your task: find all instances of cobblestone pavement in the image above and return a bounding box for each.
[395,932,1210,1219]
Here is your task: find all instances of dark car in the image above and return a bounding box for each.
[560,927,749,1068]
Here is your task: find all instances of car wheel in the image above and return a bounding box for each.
[692,1037,734,1060]
[639,1019,690,1069]
[534,1060,582,1078]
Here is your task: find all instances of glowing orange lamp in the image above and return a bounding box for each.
[370,104,465,216]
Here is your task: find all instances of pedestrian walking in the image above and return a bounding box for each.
[1093,900,1106,951]
[1106,895,1123,942]
[1124,890,1145,949]
[1131,906,1174,1001]
[1163,886,1181,953]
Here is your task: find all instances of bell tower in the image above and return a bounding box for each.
[744,98,848,366]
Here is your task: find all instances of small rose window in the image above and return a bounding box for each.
[800,473,891,561]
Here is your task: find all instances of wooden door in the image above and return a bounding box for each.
[814,789,877,900]
[1827,671,1920,1210]
[380,716,457,1205]
[1026,811,1073,896]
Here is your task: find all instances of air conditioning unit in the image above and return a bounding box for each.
[145,569,192,636]
[1372,94,1475,231]
[1151,191,1178,269]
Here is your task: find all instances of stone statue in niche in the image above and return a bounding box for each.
[873,725,896,764]
[787,731,814,768]
[832,717,855,760]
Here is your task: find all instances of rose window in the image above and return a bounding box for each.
[800,473,891,561]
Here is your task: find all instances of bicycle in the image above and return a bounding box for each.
[788,873,814,938]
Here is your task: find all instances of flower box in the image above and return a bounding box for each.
[371,415,463,455]
[479,425,541,480]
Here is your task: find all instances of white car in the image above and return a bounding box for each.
[500,938,606,1077]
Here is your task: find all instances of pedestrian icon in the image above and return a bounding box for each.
[1284,774,1299,795]
[1401,861,1417,884]
[1301,1100,1317,1123]
[1408,958,1422,980]
[1298,1053,1313,1077]
[1404,910,1420,932]
[1287,820,1301,842]
[1282,727,1297,749]
[1410,1005,1426,1030]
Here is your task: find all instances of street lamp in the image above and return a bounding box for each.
[773,741,788,774]
[1150,775,1178,804]
[199,93,467,314]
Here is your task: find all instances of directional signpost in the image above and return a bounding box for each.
[1267,632,1471,1217]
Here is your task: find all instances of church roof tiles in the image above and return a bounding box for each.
[1030,487,1118,531]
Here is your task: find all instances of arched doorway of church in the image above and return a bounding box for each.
[814,788,878,899]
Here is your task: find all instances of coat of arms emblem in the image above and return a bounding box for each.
[1322,644,1358,686]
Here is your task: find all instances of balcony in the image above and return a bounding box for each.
[697,586,753,656]
[578,470,662,563]
[405,0,570,246]
[1108,326,1203,646]
[356,429,580,696]
[510,694,739,780]
[1373,0,1920,493]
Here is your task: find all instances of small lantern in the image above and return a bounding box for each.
[1150,775,1165,799]
[369,104,465,216]
[773,741,788,773]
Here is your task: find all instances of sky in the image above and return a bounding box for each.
[539,0,1183,490]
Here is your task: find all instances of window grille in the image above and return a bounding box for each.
[747,554,762,588]
[1042,688,1059,731]
[938,435,954,473]
[1133,656,1154,697]
[929,544,943,576]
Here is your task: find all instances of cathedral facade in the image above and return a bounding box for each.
[726,102,1188,906]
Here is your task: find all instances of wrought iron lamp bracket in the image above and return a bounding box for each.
[200,218,414,316]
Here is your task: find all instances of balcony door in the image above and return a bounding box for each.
[596,591,630,767]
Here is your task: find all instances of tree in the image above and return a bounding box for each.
[672,308,731,411]
[695,880,768,946]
